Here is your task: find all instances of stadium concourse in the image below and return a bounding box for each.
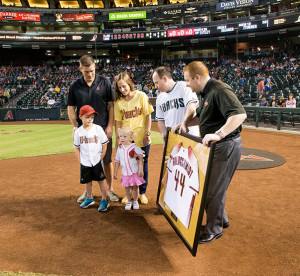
[0,120,299,275]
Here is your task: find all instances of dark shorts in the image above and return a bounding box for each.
[103,138,112,165]
[80,161,106,184]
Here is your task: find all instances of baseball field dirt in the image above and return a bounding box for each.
[0,122,299,276]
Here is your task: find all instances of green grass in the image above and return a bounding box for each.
[0,124,163,160]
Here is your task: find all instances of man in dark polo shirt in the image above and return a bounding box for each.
[67,55,119,203]
[172,61,247,244]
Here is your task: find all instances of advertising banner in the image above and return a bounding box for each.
[157,130,215,256]
[216,0,259,11]
[15,108,60,121]
[0,12,40,21]
[109,11,146,21]
[56,13,94,22]
[0,108,16,122]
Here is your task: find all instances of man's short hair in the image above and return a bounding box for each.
[153,67,172,79]
[80,55,95,67]
[184,61,209,79]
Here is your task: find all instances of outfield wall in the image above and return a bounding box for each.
[0,107,60,122]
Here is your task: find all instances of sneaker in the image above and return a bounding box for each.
[80,197,95,208]
[77,191,87,203]
[139,194,148,205]
[98,199,109,212]
[125,201,132,211]
[133,201,139,210]
[121,196,128,204]
[108,190,119,202]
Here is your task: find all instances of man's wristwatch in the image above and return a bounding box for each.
[145,131,151,136]
[215,130,225,139]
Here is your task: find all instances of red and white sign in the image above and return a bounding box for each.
[0,12,40,21]
[167,28,195,38]
[56,13,94,22]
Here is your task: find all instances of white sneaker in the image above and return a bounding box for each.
[125,201,132,211]
[133,201,139,210]
[77,191,87,203]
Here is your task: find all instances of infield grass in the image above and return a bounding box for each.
[0,124,163,160]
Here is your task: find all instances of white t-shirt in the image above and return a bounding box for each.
[73,124,109,167]
[114,143,144,176]
[285,99,296,108]
[156,81,199,136]
[164,143,199,229]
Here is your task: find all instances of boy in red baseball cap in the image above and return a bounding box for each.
[73,105,110,212]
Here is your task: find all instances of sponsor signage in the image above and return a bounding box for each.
[109,11,146,21]
[0,12,40,21]
[216,0,259,11]
[56,13,94,22]
[0,34,99,42]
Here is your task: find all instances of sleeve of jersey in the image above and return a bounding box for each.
[134,145,144,157]
[141,92,154,115]
[114,101,123,121]
[99,126,109,145]
[217,88,246,119]
[188,150,199,193]
[184,86,198,107]
[114,148,120,163]
[155,96,164,121]
[73,130,80,148]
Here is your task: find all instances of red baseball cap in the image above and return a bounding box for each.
[79,105,98,116]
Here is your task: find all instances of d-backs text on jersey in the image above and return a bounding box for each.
[80,135,99,144]
[160,98,184,112]
[121,107,142,119]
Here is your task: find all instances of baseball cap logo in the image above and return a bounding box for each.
[79,105,98,116]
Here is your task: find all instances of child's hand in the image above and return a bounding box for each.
[113,172,118,179]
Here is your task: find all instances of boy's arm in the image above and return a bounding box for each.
[101,144,107,160]
[74,147,80,163]
[114,162,120,179]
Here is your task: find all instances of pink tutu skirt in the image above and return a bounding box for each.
[121,173,145,187]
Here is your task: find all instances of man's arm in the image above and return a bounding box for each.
[68,105,78,136]
[202,113,247,147]
[157,120,167,142]
[68,105,77,128]
[171,102,198,134]
[105,101,114,139]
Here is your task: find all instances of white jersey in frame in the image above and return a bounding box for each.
[164,143,199,229]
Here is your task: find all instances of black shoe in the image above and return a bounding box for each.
[200,222,229,232]
[198,232,222,244]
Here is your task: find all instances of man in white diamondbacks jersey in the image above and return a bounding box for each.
[153,67,199,142]
[73,105,110,212]
[163,143,199,229]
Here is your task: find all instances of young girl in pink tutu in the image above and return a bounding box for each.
[114,127,145,210]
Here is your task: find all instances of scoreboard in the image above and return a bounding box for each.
[102,13,300,42]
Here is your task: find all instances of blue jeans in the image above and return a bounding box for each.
[139,144,150,195]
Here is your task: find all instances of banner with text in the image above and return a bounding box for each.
[56,13,94,22]
[0,12,40,21]
[216,0,259,11]
[109,11,146,21]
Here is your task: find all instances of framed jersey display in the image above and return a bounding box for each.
[156,129,216,256]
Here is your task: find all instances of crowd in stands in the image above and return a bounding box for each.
[1,54,299,110]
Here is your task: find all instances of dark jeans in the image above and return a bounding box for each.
[139,144,150,195]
